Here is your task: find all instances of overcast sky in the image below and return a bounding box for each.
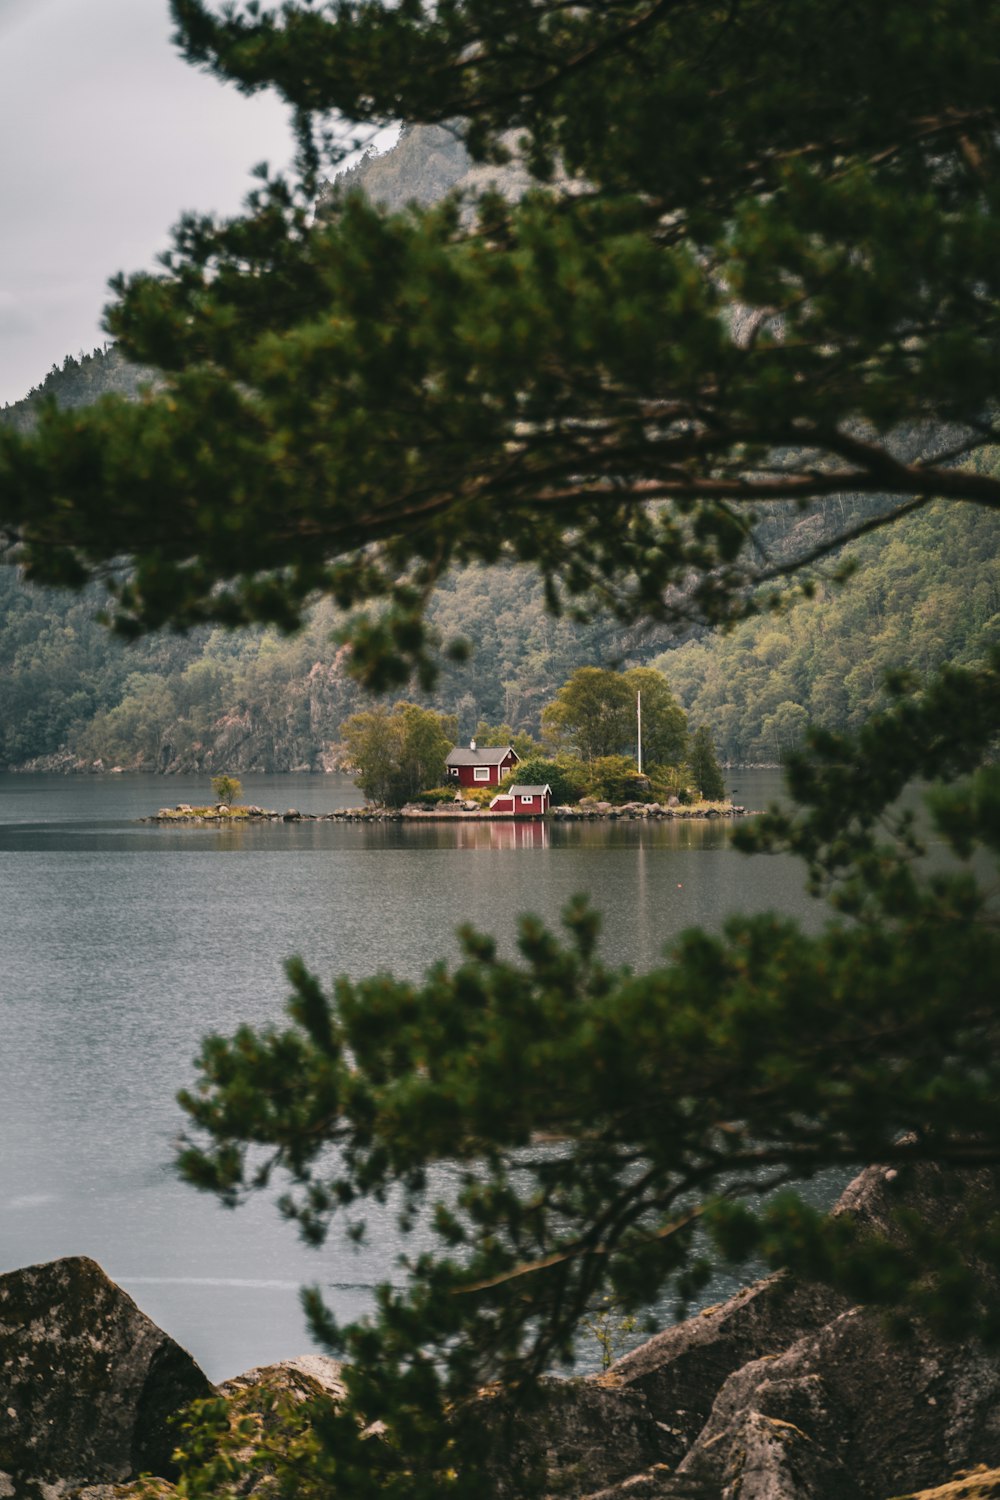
[0,0,302,405]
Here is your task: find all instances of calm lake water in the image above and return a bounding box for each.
[0,768,825,1380]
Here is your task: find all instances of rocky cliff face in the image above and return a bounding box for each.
[155,657,355,775]
[12,653,359,776]
[320,121,536,217]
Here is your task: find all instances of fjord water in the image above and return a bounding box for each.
[0,769,814,1380]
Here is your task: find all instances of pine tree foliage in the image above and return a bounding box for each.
[687,725,725,800]
[1,2,998,688]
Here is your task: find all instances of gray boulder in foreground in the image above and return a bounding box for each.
[0,1255,212,1496]
[509,1160,1000,1499]
[662,1162,1000,1500]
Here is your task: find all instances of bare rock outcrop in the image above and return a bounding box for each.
[472,1376,667,1500]
[673,1298,1000,1498]
[608,1271,848,1468]
[0,1256,212,1497]
[475,1160,1000,1499]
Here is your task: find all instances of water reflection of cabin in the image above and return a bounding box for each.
[487,819,550,849]
[451,820,550,850]
[445,739,519,787]
[489,784,552,816]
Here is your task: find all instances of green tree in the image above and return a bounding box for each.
[543,666,686,768]
[211,774,243,807]
[340,707,398,805]
[473,720,540,759]
[542,668,635,761]
[626,667,688,770]
[687,727,726,802]
[759,700,812,764]
[342,701,456,806]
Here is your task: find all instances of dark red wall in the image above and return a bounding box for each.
[453,752,516,787]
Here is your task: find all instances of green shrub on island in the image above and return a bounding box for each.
[498,757,586,806]
[211,774,243,808]
[586,755,654,805]
[644,762,690,803]
[410,786,463,807]
[461,784,499,807]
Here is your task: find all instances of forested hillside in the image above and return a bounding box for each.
[662,500,1000,762]
[0,552,660,771]
[5,489,995,771]
[2,130,997,772]
[0,345,152,435]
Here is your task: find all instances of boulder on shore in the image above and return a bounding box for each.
[0,1256,212,1497]
[474,1160,1000,1500]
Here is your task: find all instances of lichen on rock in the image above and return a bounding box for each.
[0,1256,212,1494]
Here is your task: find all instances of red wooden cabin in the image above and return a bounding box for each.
[446,739,519,788]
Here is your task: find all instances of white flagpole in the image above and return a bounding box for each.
[637,689,642,774]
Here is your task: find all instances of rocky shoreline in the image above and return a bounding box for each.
[142,800,751,825]
[4,1161,1000,1499]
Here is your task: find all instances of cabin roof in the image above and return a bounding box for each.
[446,745,518,767]
[503,785,551,797]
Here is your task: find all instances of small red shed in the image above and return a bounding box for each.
[446,739,520,788]
[489,784,552,816]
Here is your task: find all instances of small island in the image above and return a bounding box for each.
[143,795,748,824]
[144,713,749,823]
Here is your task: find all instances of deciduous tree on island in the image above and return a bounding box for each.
[210,774,242,808]
[341,701,456,807]
[542,666,687,766]
[2,1,1000,1493]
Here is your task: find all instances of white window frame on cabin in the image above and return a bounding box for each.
[474,766,491,782]
[520,794,533,805]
